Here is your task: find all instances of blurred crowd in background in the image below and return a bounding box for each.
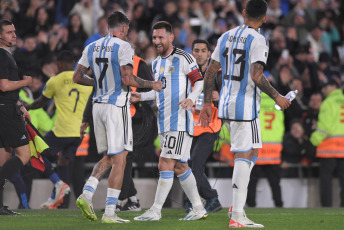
[2,0,344,207]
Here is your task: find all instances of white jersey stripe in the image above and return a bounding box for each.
[224,25,248,118]
[158,58,166,133]
[170,57,180,131]
[235,33,254,120]
[222,26,242,118]
[103,37,111,93]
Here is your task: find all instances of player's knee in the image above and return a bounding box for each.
[174,162,188,175]
[158,158,174,171]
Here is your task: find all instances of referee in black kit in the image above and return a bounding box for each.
[0,19,32,215]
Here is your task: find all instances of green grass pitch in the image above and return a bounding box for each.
[0,208,343,230]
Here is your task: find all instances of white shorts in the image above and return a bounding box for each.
[93,103,133,155]
[159,131,192,163]
[224,118,262,153]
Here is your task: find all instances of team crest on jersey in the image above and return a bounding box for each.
[168,66,175,73]
[160,66,165,74]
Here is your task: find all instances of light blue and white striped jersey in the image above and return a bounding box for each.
[78,35,134,106]
[152,47,202,135]
[212,25,269,121]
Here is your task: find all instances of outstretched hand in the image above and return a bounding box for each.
[130,92,141,103]
[179,98,193,111]
[198,104,213,128]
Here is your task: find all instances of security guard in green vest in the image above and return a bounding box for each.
[310,79,344,207]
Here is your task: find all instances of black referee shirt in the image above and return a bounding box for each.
[0,48,20,103]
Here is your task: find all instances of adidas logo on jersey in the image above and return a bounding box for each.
[166,150,172,155]
[232,184,238,189]
[21,135,27,140]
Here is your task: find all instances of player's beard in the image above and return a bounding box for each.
[155,43,169,56]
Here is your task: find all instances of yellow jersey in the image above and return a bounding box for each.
[43,71,92,137]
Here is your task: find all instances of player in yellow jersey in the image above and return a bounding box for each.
[26,50,92,209]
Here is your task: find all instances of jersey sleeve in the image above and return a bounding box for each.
[78,45,91,68]
[42,77,56,99]
[250,36,269,67]
[211,34,223,62]
[184,55,202,85]
[119,42,134,66]
[0,52,9,79]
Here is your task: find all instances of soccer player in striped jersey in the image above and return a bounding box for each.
[199,0,291,228]
[73,11,162,224]
[131,21,207,221]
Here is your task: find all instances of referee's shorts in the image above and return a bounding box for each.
[0,103,29,148]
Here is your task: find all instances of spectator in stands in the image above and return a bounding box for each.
[29,6,53,35]
[70,0,104,37]
[207,17,229,49]
[151,1,181,29]
[307,26,328,62]
[143,44,157,69]
[266,30,286,72]
[310,79,344,207]
[84,16,107,47]
[281,119,315,177]
[283,1,315,44]
[13,34,51,79]
[48,23,68,54]
[177,0,201,36]
[66,13,88,59]
[301,92,322,138]
[27,74,44,100]
[195,0,217,40]
[284,78,309,131]
[318,16,340,56]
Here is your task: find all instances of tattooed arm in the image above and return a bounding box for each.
[199,59,221,127]
[73,64,94,86]
[251,62,279,99]
[120,65,162,92]
[251,62,291,110]
[203,59,221,104]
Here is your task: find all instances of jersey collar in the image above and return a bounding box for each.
[161,47,176,59]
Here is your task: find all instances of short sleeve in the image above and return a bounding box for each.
[250,36,269,67]
[0,52,9,79]
[211,35,223,62]
[78,45,90,68]
[42,77,55,99]
[119,42,134,66]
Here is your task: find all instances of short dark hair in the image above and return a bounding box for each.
[0,19,13,33]
[192,39,211,51]
[152,21,173,33]
[245,0,267,20]
[57,50,75,63]
[107,11,129,29]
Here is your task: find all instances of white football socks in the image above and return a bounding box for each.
[104,188,120,217]
[82,176,99,201]
[232,159,251,217]
[151,171,174,213]
[178,168,203,211]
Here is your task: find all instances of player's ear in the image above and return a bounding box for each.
[170,33,174,43]
[262,15,267,23]
[242,9,246,18]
